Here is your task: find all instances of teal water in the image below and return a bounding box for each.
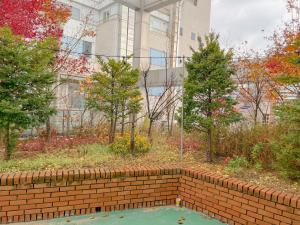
[17,207,225,225]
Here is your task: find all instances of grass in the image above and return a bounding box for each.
[0,139,299,195]
[0,145,112,173]
[0,143,197,173]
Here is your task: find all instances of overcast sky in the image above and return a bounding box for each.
[211,0,290,52]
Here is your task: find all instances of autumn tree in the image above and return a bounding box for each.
[264,0,300,97]
[0,0,70,40]
[142,67,181,138]
[84,57,142,144]
[0,0,98,139]
[0,27,57,159]
[236,53,281,124]
[182,33,241,162]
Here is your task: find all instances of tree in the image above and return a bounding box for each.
[0,27,57,159]
[272,99,300,180]
[236,54,280,124]
[182,33,241,162]
[264,0,300,98]
[84,57,142,144]
[0,0,70,40]
[0,0,96,140]
[142,67,181,138]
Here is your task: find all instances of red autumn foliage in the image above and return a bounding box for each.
[0,0,70,40]
[167,135,202,151]
[18,135,107,153]
[263,0,300,92]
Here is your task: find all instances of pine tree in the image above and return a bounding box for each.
[0,27,57,159]
[182,33,241,162]
[84,57,142,144]
[272,99,300,180]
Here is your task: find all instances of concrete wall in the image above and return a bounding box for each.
[177,0,211,66]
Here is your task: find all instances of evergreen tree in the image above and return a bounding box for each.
[85,57,142,144]
[182,33,241,162]
[273,99,300,180]
[0,27,57,159]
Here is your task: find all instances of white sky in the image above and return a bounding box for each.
[211,0,291,52]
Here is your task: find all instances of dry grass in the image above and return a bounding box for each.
[0,136,299,195]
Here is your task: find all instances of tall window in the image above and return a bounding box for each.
[194,0,198,6]
[150,48,166,67]
[148,87,165,96]
[150,16,169,33]
[62,36,92,57]
[82,41,92,56]
[103,10,110,22]
[191,32,196,40]
[68,82,85,109]
[71,7,80,20]
[263,114,270,124]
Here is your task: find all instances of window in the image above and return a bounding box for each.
[263,114,270,124]
[83,41,92,56]
[148,87,165,96]
[191,32,196,40]
[91,12,100,24]
[103,10,110,22]
[62,36,93,57]
[194,0,198,6]
[68,82,85,109]
[150,48,166,67]
[71,7,80,20]
[61,36,82,55]
[150,16,169,33]
[180,27,183,36]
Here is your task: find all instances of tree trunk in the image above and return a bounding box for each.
[148,120,153,139]
[121,103,125,136]
[5,123,11,160]
[109,117,114,144]
[254,103,259,124]
[109,103,115,143]
[46,117,51,142]
[130,113,136,155]
[112,108,118,143]
[207,128,213,162]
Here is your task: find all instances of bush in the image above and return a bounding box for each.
[110,134,151,155]
[271,100,300,181]
[213,124,278,162]
[225,156,249,174]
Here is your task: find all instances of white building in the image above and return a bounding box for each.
[52,0,211,133]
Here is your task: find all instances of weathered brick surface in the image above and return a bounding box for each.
[179,168,300,225]
[0,167,180,224]
[0,166,299,224]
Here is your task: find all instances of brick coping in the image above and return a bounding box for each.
[1,166,299,209]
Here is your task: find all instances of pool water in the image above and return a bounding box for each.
[17,207,225,225]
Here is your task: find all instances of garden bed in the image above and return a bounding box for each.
[0,142,299,195]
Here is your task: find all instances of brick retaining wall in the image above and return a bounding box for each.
[0,166,299,224]
[179,168,300,225]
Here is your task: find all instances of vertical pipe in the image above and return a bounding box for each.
[125,7,130,58]
[180,56,185,161]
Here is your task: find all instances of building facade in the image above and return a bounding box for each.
[51,0,211,133]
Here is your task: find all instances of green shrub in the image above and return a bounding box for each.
[271,100,300,181]
[110,134,151,155]
[250,142,274,169]
[225,156,249,174]
[213,124,278,164]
